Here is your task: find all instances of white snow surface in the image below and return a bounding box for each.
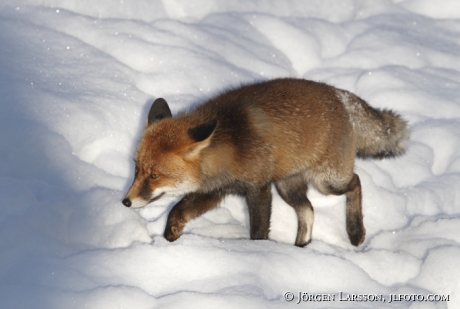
[1,1,459,308]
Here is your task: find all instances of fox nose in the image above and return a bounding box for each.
[122,198,132,207]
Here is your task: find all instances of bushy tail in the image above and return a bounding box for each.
[337,89,409,159]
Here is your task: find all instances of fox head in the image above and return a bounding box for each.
[122,98,218,208]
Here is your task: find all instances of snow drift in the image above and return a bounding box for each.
[0,0,459,308]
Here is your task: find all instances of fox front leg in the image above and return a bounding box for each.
[164,192,224,242]
[245,184,272,240]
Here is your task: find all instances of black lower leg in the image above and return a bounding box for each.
[164,192,224,242]
[245,184,272,240]
[345,174,365,246]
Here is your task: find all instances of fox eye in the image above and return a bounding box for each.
[150,174,160,180]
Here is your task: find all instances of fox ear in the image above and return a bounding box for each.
[183,120,218,160]
[187,119,218,142]
[147,98,172,125]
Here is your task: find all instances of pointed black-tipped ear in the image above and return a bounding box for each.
[188,119,218,142]
[147,98,172,125]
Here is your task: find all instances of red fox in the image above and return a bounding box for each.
[122,78,408,247]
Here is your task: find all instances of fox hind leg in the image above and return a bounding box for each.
[275,175,314,247]
[344,174,365,246]
[325,173,366,246]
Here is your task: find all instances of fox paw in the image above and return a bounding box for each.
[347,224,366,246]
[163,223,184,242]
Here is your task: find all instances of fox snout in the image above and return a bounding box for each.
[120,194,151,209]
[122,191,167,208]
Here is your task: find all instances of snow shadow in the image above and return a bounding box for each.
[0,10,151,309]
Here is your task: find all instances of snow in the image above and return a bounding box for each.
[0,0,459,308]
